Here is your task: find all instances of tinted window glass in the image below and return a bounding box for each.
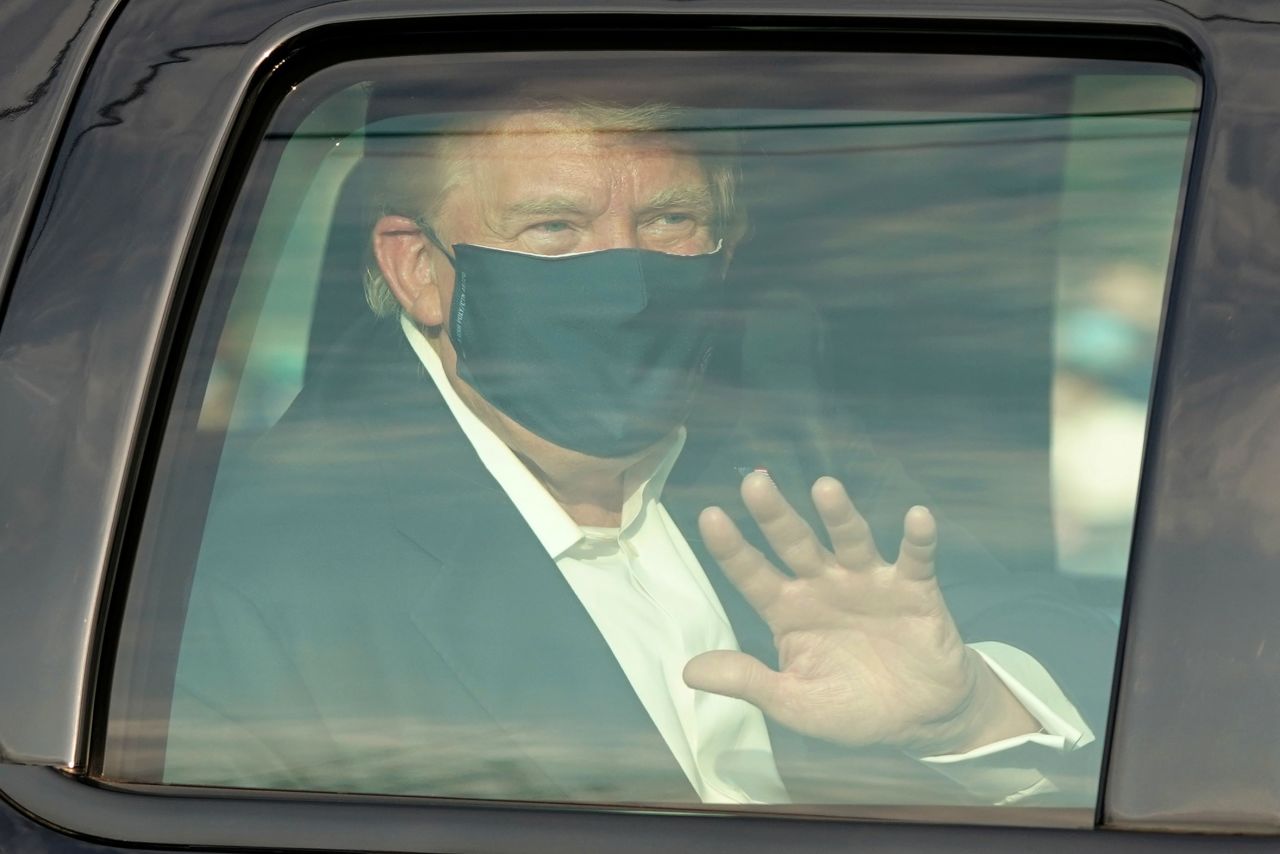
[104,49,1198,818]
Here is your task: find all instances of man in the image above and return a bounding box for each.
[167,100,1109,805]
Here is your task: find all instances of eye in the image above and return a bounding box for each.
[519,219,579,255]
[532,221,573,234]
[645,212,701,231]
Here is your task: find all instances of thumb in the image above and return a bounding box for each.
[683,650,784,711]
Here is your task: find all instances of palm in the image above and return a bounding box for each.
[684,473,981,751]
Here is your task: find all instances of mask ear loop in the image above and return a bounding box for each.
[414,218,457,267]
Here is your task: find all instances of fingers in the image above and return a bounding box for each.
[683,650,785,716]
[740,472,830,577]
[699,506,786,614]
[811,476,882,570]
[729,473,935,584]
[897,505,938,581]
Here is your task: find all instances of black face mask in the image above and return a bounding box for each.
[427,232,725,459]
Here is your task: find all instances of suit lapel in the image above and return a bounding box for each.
[340,322,694,802]
[402,491,695,802]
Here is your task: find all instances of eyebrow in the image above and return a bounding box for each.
[640,186,714,215]
[500,185,714,223]
[503,196,592,219]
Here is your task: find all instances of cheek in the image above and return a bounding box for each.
[664,227,716,256]
[692,227,717,253]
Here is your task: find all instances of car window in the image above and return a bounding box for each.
[102,49,1198,819]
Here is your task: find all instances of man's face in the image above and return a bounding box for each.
[375,110,719,476]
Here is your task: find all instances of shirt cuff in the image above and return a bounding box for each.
[916,642,1095,804]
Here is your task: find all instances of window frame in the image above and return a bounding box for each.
[103,38,1200,817]
[9,0,1274,849]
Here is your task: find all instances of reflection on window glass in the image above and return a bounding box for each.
[105,50,1198,817]
[1052,75,1189,589]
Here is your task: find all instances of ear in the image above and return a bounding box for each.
[372,215,447,327]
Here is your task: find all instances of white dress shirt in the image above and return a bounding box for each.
[401,315,1092,805]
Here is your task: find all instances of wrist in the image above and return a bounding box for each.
[909,649,1041,756]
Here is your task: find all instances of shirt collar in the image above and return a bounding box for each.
[400,314,685,560]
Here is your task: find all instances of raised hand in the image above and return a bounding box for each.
[683,472,1038,755]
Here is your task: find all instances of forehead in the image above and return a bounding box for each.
[462,110,705,182]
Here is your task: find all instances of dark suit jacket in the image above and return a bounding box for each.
[165,316,1115,805]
